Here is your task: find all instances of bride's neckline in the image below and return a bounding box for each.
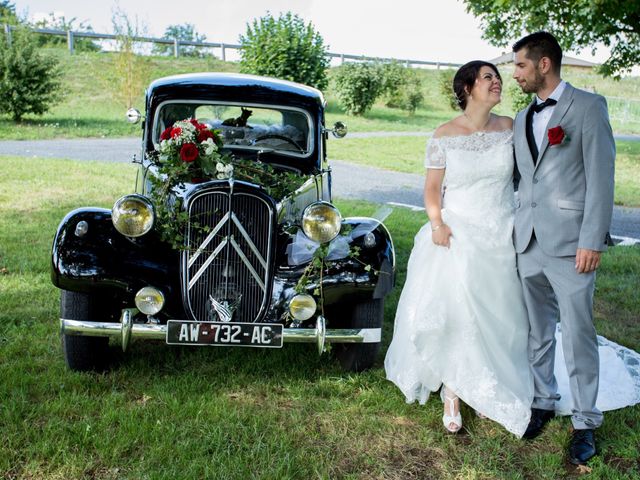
[432,129,513,141]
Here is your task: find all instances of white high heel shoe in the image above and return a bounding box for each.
[441,387,462,433]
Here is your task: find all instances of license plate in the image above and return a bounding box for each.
[166,320,283,348]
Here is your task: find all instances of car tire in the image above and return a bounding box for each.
[61,290,112,372]
[335,299,383,372]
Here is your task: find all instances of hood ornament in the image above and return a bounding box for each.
[208,295,242,322]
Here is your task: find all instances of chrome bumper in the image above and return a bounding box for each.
[60,310,381,355]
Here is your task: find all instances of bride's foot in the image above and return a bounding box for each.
[441,387,462,433]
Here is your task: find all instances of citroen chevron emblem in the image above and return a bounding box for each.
[209,295,242,322]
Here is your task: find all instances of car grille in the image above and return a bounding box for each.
[182,185,274,323]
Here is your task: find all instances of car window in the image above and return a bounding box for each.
[155,102,312,156]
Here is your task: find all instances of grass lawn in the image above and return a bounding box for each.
[1,156,639,479]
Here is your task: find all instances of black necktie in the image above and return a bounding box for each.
[532,98,557,113]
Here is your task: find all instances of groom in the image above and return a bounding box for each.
[511,32,615,464]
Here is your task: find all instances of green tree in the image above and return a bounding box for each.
[333,62,382,116]
[463,0,640,78]
[30,12,100,52]
[439,68,458,111]
[379,62,424,114]
[0,27,62,121]
[239,12,329,90]
[0,1,19,25]
[152,23,207,57]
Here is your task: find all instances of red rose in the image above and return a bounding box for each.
[548,126,565,146]
[160,127,172,141]
[170,127,182,139]
[180,143,199,163]
[190,118,208,131]
[197,129,214,142]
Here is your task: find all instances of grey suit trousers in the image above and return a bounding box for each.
[517,237,603,430]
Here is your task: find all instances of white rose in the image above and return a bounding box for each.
[224,164,234,175]
[203,137,217,155]
[216,162,226,173]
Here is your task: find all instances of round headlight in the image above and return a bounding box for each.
[289,294,317,321]
[302,202,342,244]
[135,286,165,315]
[112,195,154,237]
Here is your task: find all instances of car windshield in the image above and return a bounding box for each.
[155,102,312,156]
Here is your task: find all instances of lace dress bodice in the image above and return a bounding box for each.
[425,130,515,247]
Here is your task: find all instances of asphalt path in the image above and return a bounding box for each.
[1,136,638,243]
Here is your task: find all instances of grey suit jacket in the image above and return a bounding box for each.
[513,83,615,256]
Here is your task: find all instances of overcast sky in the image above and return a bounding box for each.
[14,0,610,65]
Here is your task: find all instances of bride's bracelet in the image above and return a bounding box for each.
[431,223,444,231]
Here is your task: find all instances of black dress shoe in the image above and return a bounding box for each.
[569,429,596,465]
[522,408,555,439]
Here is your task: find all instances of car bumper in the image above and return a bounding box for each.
[60,310,381,355]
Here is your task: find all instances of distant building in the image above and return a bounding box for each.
[490,52,598,69]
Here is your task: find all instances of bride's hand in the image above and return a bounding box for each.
[431,223,452,248]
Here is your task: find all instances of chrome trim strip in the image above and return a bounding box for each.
[188,237,228,290]
[187,211,230,268]
[60,318,382,344]
[231,212,267,269]
[229,235,265,291]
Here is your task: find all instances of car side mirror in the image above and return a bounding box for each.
[331,121,347,138]
[126,108,142,124]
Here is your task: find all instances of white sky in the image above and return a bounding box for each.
[14,0,611,65]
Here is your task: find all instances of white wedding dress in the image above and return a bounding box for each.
[384,130,640,437]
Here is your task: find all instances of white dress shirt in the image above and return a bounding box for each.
[532,80,567,151]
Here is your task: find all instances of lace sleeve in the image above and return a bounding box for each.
[424,137,446,169]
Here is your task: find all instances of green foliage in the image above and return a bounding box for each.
[152,23,207,57]
[463,0,640,78]
[0,0,19,25]
[507,81,533,112]
[30,12,100,52]
[439,68,458,111]
[333,62,383,116]
[239,12,329,90]
[379,62,424,115]
[0,27,62,121]
[109,8,149,108]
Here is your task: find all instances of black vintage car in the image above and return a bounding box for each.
[52,73,395,372]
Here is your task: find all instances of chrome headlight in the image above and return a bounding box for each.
[135,286,165,315]
[302,202,342,244]
[289,294,317,321]
[112,194,154,237]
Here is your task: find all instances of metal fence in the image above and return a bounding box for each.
[1,23,462,68]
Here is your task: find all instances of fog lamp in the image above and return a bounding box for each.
[135,286,165,315]
[301,202,342,244]
[289,294,317,321]
[112,194,154,237]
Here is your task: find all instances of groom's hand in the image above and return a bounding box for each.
[575,248,602,273]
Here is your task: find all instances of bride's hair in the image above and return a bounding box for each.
[453,61,501,110]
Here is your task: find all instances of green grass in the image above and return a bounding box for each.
[1,156,639,479]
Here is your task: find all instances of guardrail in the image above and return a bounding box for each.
[2,23,462,68]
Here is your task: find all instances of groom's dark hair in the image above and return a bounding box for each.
[513,31,563,74]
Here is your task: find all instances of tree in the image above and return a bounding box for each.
[0,1,19,25]
[333,62,382,116]
[463,0,640,78]
[0,27,62,121]
[152,23,207,57]
[30,12,99,52]
[239,12,329,90]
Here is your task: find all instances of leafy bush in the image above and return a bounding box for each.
[152,23,207,58]
[0,27,62,121]
[439,68,459,111]
[507,82,534,112]
[239,12,329,90]
[31,13,100,52]
[379,62,424,114]
[333,62,383,116]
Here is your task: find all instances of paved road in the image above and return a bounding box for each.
[1,136,638,243]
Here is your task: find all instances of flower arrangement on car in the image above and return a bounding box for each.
[149,118,309,251]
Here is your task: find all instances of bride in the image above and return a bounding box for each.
[384,60,640,437]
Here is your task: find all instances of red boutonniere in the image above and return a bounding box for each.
[548,126,570,146]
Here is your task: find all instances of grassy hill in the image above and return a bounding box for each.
[1,48,639,140]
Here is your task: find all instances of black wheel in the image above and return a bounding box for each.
[252,134,304,152]
[61,290,113,372]
[335,299,383,372]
